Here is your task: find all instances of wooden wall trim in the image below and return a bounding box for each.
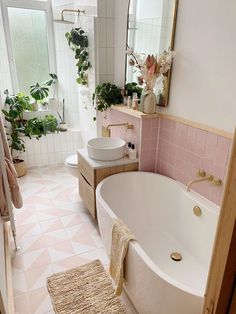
[4,222,14,314]
[111,106,233,139]
[159,113,233,139]
[202,129,236,313]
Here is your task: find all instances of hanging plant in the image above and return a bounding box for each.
[93,83,123,112]
[65,27,91,85]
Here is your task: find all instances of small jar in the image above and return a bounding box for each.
[127,96,132,108]
[132,93,138,110]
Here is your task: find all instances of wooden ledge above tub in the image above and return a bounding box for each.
[111,105,233,139]
[111,104,159,119]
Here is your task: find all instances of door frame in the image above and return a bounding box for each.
[202,129,236,313]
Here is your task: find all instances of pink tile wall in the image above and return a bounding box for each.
[139,117,159,172]
[156,118,232,205]
[101,108,141,156]
[100,108,231,206]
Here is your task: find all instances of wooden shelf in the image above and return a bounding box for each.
[111,105,159,119]
[110,105,233,139]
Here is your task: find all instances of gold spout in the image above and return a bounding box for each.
[187,175,213,192]
[106,123,134,132]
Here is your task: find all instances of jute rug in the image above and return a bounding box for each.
[47,259,127,314]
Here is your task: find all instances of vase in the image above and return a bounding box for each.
[142,88,156,114]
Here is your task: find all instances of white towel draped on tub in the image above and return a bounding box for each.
[109,218,135,296]
[0,116,23,217]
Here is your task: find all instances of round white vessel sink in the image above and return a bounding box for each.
[87,137,126,161]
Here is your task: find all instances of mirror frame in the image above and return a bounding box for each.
[125,0,179,107]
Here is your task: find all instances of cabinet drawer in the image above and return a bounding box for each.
[78,153,94,187]
[79,172,96,219]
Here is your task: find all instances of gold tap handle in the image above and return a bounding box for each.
[197,169,206,177]
[212,178,223,186]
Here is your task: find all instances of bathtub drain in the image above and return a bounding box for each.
[170,252,182,261]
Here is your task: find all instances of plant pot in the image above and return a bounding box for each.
[31,102,38,111]
[14,159,27,177]
[59,122,68,132]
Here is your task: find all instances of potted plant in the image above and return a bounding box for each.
[42,115,59,134]
[2,90,31,177]
[65,27,91,85]
[125,82,143,99]
[2,89,60,177]
[93,83,123,117]
[30,73,58,111]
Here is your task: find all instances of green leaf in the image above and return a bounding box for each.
[30,83,49,101]
[2,109,9,117]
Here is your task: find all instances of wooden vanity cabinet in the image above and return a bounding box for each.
[78,152,138,220]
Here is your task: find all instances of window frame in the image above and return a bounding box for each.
[1,0,57,93]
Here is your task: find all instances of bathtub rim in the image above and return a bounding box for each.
[96,171,219,298]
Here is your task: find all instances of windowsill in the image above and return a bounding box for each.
[111,104,159,119]
[25,109,57,113]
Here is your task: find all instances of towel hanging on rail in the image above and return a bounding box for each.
[0,116,23,216]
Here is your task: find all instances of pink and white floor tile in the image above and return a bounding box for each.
[11,165,112,314]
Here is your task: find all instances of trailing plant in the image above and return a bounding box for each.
[24,115,59,139]
[93,83,123,113]
[24,118,44,139]
[125,82,143,99]
[65,28,91,85]
[42,115,59,133]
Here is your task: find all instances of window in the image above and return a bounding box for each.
[1,0,56,94]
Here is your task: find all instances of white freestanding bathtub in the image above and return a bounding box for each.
[96,172,219,314]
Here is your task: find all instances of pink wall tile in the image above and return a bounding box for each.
[100,108,231,206]
[139,117,159,172]
[101,109,141,156]
[156,118,232,205]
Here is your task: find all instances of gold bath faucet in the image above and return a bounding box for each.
[187,169,223,192]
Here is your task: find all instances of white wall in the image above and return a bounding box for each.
[160,0,236,133]
[113,0,236,133]
[114,0,130,87]
[0,4,12,108]
[20,130,83,167]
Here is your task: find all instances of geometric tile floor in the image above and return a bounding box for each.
[11,165,135,314]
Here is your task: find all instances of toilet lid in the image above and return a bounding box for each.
[66,154,78,166]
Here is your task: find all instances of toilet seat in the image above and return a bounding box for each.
[65,154,78,168]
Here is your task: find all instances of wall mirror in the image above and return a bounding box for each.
[126,0,178,107]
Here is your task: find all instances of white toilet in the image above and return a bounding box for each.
[65,154,78,177]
